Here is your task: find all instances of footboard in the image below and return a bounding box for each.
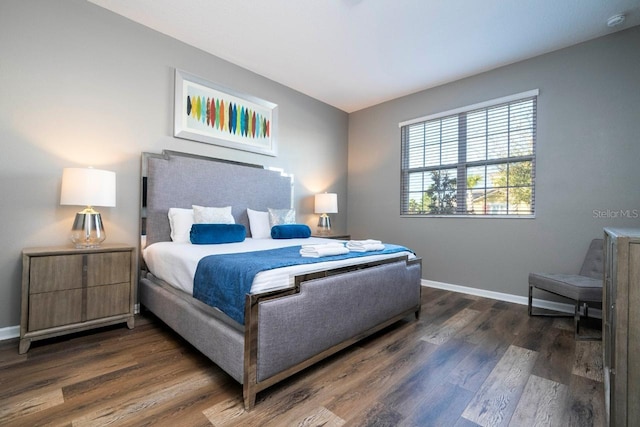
[242,256,422,409]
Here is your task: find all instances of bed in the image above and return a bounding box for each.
[139,150,422,409]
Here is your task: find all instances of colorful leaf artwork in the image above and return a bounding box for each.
[186,94,270,139]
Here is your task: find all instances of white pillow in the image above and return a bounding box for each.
[192,205,235,224]
[247,208,271,239]
[268,208,296,227]
[168,208,194,243]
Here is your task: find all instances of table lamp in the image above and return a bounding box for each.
[60,167,116,248]
[314,193,337,234]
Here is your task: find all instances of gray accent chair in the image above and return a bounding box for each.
[528,239,603,340]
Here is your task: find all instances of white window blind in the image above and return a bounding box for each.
[400,90,538,216]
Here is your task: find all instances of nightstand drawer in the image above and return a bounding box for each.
[29,254,83,293]
[87,282,131,320]
[87,252,131,286]
[29,289,83,330]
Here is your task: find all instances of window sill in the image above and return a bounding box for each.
[400,214,536,219]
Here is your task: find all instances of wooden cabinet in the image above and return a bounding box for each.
[603,228,640,427]
[20,244,135,354]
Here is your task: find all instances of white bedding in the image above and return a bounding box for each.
[143,237,414,295]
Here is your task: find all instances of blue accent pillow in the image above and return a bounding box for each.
[271,224,311,239]
[190,224,246,244]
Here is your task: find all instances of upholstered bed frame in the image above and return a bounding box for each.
[139,150,422,409]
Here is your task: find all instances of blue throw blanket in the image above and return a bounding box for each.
[193,244,410,325]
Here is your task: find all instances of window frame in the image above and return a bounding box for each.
[399,89,538,218]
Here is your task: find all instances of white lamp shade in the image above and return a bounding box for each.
[314,193,338,214]
[60,168,116,207]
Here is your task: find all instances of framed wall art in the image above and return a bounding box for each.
[174,69,278,156]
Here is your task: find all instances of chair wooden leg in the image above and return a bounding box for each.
[584,303,589,319]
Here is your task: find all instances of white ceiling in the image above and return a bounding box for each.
[88,0,640,113]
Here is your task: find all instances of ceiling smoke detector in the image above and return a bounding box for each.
[607,14,626,27]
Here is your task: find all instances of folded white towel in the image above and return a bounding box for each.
[301,242,345,250]
[346,240,384,252]
[300,243,349,258]
[347,243,385,252]
[347,239,382,247]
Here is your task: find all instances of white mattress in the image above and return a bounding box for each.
[143,237,414,295]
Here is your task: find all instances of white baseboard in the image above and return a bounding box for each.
[0,303,142,342]
[422,279,602,319]
[0,325,19,341]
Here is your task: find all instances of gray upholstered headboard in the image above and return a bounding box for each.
[142,150,293,246]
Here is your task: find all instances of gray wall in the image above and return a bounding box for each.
[0,0,348,329]
[348,26,640,296]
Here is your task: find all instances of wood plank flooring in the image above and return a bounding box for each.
[0,287,605,426]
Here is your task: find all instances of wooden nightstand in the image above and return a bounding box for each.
[311,233,351,240]
[20,244,135,354]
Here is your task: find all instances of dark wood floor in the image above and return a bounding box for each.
[0,287,604,426]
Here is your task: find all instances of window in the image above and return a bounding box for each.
[400,90,538,217]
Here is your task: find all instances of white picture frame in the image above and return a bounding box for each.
[174,69,278,156]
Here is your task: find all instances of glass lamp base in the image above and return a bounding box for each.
[317,214,331,234]
[70,212,106,248]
